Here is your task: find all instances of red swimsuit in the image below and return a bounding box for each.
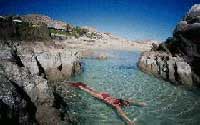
[101,93,123,107]
[101,93,110,99]
[70,82,124,107]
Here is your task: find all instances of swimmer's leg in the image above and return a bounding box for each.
[115,106,135,125]
[128,99,147,107]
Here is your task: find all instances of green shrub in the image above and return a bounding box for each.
[49,28,66,35]
[17,22,50,41]
[0,17,50,41]
[49,26,88,38]
[71,26,88,38]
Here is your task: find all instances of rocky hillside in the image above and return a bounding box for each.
[21,14,68,30]
[0,14,90,41]
[0,14,154,51]
[138,4,200,87]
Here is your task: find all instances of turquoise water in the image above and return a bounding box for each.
[69,50,200,125]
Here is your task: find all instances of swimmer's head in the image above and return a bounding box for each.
[119,99,130,106]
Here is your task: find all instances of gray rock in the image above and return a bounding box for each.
[187,4,200,19]
[1,61,53,105]
[139,4,200,87]
[0,41,82,124]
[0,71,37,124]
[138,51,194,86]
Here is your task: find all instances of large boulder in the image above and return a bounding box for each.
[138,51,193,86]
[0,68,38,124]
[139,4,200,87]
[0,41,82,124]
[185,4,200,23]
[18,48,81,81]
[0,60,73,124]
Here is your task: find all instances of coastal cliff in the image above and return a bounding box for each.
[138,4,200,87]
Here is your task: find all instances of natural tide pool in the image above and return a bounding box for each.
[69,50,200,125]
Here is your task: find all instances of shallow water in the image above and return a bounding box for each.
[69,50,200,125]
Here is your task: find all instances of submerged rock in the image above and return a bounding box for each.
[138,4,200,87]
[96,53,108,60]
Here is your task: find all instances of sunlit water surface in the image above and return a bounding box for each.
[69,50,200,125]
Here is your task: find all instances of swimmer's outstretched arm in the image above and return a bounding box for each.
[115,106,135,125]
[127,99,147,107]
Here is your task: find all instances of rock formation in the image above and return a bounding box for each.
[0,16,82,123]
[0,39,82,124]
[138,4,200,87]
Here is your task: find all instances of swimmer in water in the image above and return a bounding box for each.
[70,82,147,125]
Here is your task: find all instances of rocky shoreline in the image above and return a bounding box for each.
[0,40,82,124]
[0,14,153,123]
[138,4,200,87]
[138,51,193,86]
